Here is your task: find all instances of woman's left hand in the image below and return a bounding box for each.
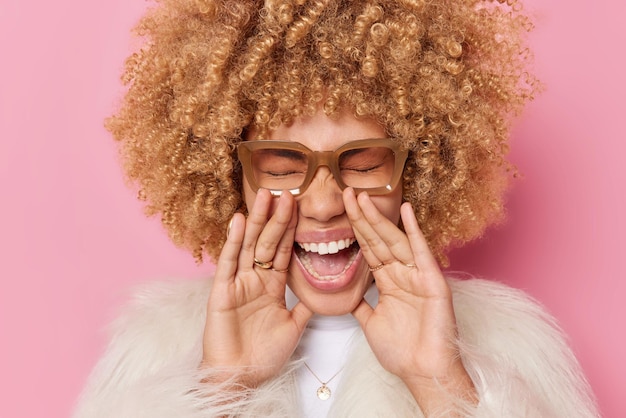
[343,188,476,411]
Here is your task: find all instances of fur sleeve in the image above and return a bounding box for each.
[73,279,299,418]
[450,277,600,418]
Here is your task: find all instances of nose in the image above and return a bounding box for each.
[297,166,345,222]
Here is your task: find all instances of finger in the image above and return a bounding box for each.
[356,192,415,265]
[343,188,388,265]
[255,192,296,271]
[290,301,314,333]
[401,203,450,297]
[400,202,439,273]
[351,298,374,328]
[238,189,273,269]
[271,195,298,271]
[212,212,246,291]
[345,188,412,268]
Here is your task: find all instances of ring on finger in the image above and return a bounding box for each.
[368,262,385,272]
[253,258,273,269]
[271,267,289,273]
[402,262,417,269]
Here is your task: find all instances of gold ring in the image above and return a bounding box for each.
[253,258,273,269]
[271,267,289,273]
[368,262,385,272]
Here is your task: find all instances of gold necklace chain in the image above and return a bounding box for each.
[303,362,344,401]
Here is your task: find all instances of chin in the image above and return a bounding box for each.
[297,290,366,316]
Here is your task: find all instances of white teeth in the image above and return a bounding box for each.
[297,238,355,255]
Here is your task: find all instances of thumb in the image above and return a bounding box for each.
[291,302,314,333]
[351,298,374,328]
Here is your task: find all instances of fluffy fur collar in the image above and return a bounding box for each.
[74,277,599,417]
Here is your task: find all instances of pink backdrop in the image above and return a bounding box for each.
[1,0,624,416]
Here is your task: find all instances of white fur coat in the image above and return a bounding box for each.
[74,277,599,417]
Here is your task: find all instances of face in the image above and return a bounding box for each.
[242,109,403,315]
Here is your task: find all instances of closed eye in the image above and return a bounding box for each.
[263,169,304,176]
[341,162,385,173]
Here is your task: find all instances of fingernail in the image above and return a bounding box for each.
[226,216,234,238]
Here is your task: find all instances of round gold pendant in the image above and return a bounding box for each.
[316,385,331,400]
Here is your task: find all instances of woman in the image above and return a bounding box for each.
[75,0,599,416]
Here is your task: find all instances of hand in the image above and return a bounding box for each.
[343,188,475,410]
[202,189,313,387]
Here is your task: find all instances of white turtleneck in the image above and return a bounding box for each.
[285,285,379,418]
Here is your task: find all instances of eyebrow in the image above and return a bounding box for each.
[257,148,308,162]
[340,148,368,158]
[340,147,390,160]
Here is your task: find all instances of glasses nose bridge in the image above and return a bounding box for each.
[310,150,337,171]
[304,149,343,191]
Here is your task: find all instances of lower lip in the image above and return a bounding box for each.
[293,248,364,291]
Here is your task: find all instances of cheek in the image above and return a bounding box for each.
[370,190,403,225]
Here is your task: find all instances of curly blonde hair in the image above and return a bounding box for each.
[107,0,537,264]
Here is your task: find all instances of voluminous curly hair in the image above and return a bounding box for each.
[107,0,537,264]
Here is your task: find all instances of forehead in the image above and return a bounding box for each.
[247,109,386,151]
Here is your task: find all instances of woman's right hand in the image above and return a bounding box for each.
[202,189,313,387]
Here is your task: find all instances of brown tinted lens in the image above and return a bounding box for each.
[338,146,396,189]
[250,148,308,191]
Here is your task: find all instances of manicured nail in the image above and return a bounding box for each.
[226,216,234,238]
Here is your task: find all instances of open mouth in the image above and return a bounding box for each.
[294,238,360,280]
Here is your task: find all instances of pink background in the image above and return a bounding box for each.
[1,0,624,416]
